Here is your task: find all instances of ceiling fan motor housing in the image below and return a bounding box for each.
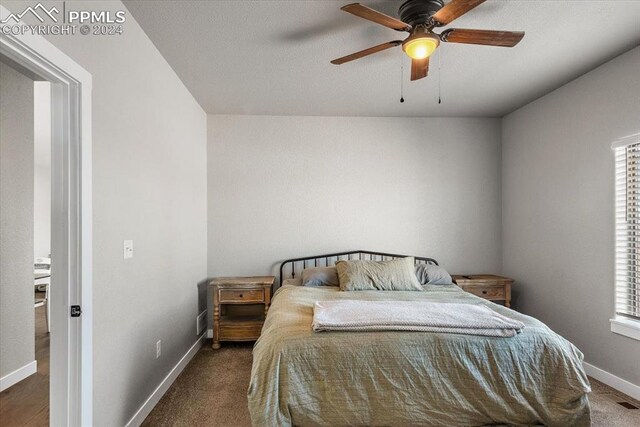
[399,0,445,28]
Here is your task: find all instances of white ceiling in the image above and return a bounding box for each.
[124,0,640,117]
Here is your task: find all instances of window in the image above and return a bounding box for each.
[612,136,640,340]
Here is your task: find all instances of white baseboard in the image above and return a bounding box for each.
[583,362,640,401]
[207,328,213,339]
[0,360,37,391]
[125,333,206,427]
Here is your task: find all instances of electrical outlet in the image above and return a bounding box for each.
[156,340,161,358]
[123,240,133,259]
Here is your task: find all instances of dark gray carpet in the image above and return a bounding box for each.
[142,342,639,426]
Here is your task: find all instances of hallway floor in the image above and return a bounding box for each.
[0,301,49,426]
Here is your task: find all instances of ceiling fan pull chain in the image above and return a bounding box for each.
[437,47,442,105]
[400,53,405,103]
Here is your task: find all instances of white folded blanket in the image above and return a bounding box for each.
[312,300,525,337]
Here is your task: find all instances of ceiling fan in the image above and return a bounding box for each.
[331,0,525,81]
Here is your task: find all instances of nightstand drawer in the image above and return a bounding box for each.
[219,323,263,340]
[452,274,513,308]
[219,289,265,303]
[461,285,505,300]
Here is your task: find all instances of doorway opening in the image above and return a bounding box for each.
[0,65,52,425]
[0,14,93,426]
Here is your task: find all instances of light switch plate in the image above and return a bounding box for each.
[123,240,133,259]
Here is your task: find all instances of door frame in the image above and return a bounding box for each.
[1,6,93,426]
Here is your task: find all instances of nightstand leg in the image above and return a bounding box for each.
[213,304,221,350]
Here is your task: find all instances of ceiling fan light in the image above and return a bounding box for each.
[402,35,439,60]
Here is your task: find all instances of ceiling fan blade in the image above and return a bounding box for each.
[331,40,402,65]
[441,28,524,47]
[432,0,487,26]
[341,3,412,32]
[411,57,429,81]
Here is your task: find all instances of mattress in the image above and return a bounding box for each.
[248,284,591,427]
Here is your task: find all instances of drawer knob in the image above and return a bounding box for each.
[482,290,487,294]
[239,294,243,298]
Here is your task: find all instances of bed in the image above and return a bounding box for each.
[247,251,591,426]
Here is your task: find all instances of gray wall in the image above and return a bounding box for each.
[33,82,51,259]
[33,165,50,258]
[3,1,209,425]
[0,61,35,379]
[208,115,503,277]
[502,46,640,385]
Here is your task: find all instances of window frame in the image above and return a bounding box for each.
[611,134,640,341]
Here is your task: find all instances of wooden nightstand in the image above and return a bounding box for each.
[452,274,513,308]
[210,276,274,349]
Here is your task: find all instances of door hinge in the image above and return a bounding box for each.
[70,305,82,317]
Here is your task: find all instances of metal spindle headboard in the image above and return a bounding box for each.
[278,250,438,286]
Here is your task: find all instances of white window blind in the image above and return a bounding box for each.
[615,141,639,320]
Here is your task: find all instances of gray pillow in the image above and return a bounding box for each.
[415,263,453,285]
[302,266,340,287]
[282,277,303,286]
[335,257,422,291]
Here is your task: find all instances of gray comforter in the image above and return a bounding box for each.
[248,284,591,426]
